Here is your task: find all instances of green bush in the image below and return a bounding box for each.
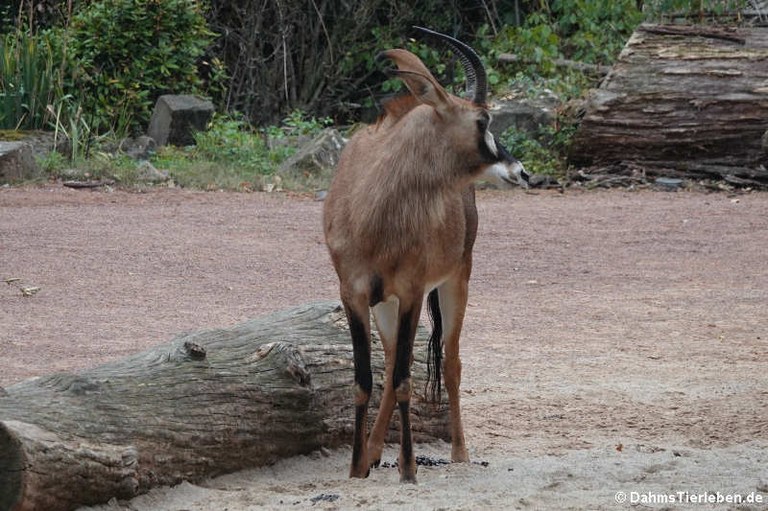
[192,115,272,171]
[644,0,747,22]
[550,0,643,65]
[491,0,642,80]
[500,122,577,177]
[0,29,63,130]
[152,110,332,189]
[66,0,215,133]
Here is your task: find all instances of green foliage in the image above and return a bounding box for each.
[66,0,215,133]
[47,93,98,162]
[152,110,331,190]
[270,110,333,139]
[37,148,67,174]
[192,115,272,171]
[491,0,643,82]
[0,4,13,32]
[550,0,643,65]
[502,128,560,176]
[644,0,748,22]
[0,29,63,130]
[500,121,578,177]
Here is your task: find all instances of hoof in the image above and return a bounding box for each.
[370,458,381,469]
[349,467,370,479]
[451,448,469,463]
[398,462,417,484]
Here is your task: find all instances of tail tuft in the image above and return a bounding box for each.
[425,289,443,403]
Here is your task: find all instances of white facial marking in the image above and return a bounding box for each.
[481,163,508,187]
[484,129,498,157]
[509,160,530,188]
[480,160,529,189]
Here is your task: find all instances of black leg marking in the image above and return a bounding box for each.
[393,308,415,391]
[398,400,413,459]
[345,304,371,478]
[398,399,416,483]
[348,310,372,396]
[392,305,418,482]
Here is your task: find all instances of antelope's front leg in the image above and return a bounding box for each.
[343,296,373,478]
[393,297,423,483]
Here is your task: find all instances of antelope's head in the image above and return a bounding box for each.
[379,27,529,188]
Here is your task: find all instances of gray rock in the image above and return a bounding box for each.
[0,141,40,183]
[14,131,56,160]
[527,173,561,189]
[147,95,214,147]
[277,128,346,185]
[489,93,560,139]
[136,161,170,183]
[120,135,157,160]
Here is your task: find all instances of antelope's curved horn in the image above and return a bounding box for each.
[412,26,488,105]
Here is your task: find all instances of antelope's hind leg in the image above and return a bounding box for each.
[367,297,399,468]
[342,294,373,478]
[438,275,470,463]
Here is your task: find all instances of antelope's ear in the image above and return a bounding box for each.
[378,49,450,111]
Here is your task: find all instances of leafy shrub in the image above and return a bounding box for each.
[192,115,272,171]
[550,0,643,65]
[644,0,747,23]
[491,0,642,81]
[152,110,332,189]
[500,122,577,177]
[66,0,215,133]
[0,29,63,130]
[266,110,333,140]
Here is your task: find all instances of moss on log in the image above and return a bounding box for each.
[0,302,449,511]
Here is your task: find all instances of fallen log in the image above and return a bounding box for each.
[0,302,450,511]
[569,23,768,187]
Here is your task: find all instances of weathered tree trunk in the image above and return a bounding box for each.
[0,302,449,511]
[569,24,768,187]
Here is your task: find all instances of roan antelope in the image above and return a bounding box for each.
[323,27,528,483]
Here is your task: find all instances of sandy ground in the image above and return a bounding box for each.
[1,185,767,510]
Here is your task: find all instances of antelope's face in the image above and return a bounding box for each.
[441,97,530,189]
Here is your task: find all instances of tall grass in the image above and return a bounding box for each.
[0,29,63,130]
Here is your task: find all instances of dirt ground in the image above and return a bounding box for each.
[1,185,767,510]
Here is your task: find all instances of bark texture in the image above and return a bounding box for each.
[569,24,768,187]
[0,302,449,511]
